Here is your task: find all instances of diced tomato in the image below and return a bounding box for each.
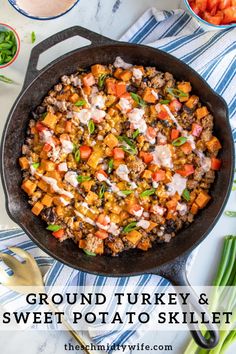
[95,230,109,239]
[219,0,231,10]
[203,11,224,25]
[157,109,168,120]
[191,123,203,137]
[52,229,65,238]
[65,121,72,133]
[190,2,201,15]
[222,6,236,23]
[171,129,180,141]
[196,0,208,12]
[82,73,95,87]
[127,204,143,216]
[152,170,166,182]
[116,82,127,97]
[36,122,48,132]
[176,164,195,177]
[96,214,110,226]
[211,157,222,170]
[95,169,108,179]
[79,145,92,160]
[207,0,220,11]
[180,142,193,155]
[43,143,52,152]
[113,147,125,160]
[147,126,157,139]
[169,99,182,112]
[140,151,153,164]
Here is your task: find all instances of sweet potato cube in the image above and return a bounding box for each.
[195,192,211,209]
[69,93,80,103]
[137,239,151,251]
[95,241,104,255]
[114,68,123,79]
[41,194,53,207]
[21,180,37,196]
[106,78,117,95]
[142,170,153,179]
[56,205,64,217]
[91,64,106,77]
[142,87,157,103]
[205,137,222,152]
[126,230,143,245]
[41,160,55,172]
[85,191,98,205]
[81,180,95,192]
[185,95,199,109]
[119,70,132,82]
[42,112,58,130]
[19,157,29,170]
[87,149,103,169]
[177,82,192,93]
[146,221,157,232]
[190,203,199,215]
[196,106,209,119]
[104,133,119,149]
[38,179,48,192]
[31,201,44,216]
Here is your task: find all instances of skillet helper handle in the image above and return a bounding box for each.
[157,254,219,350]
[23,26,115,89]
[47,299,93,354]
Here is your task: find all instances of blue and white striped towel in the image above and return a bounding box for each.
[0,8,235,353]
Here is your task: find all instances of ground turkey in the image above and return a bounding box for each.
[126,156,146,178]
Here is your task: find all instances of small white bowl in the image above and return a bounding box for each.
[183,0,236,30]
[8,0,80,20]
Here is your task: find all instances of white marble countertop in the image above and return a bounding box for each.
[0,0,236,353]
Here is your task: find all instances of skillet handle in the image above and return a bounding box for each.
[157,253,219,350]
[23,26,116,89]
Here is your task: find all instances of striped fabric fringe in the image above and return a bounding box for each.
[0,8,235,353]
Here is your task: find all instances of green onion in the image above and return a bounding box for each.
[132,129,140,139]
[172,137,187,147]
[99,183,106,199]
[225,211,236,217]
[166,88,188,98]
[130,92,146,107]
[88,120,95,134]
[159,99,170,104]
[31,31,36,44]
[182,188,190,202]
[98,74,108,88]
[74,149,80,163]
[122,222,138,234]
[232,185,236,191]
[119,135,137,155]
[122,145,137,155]
[77,175,91,183]
[47,225,62,232]
[0,30,17,65]
[0,74,13,83]
[41,112,48,119]
[32,162,40,169]
[183,236,236,354]
[83,249,96,256]
[140,189,156,197]
[108,159,114,174]
[121,190,133,196]
[75,100,86,107]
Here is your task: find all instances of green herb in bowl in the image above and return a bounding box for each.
[0,24,19,67]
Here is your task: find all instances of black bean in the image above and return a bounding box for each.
[183,105,194,114]
[127,85,138,93]
[41,207,57,224]
[35,106,46,115]
[164,219,176,233]
[148,145,156,152]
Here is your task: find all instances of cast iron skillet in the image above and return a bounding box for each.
[1,26,234,349]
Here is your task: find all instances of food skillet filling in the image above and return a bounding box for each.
[20,57,222,256]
